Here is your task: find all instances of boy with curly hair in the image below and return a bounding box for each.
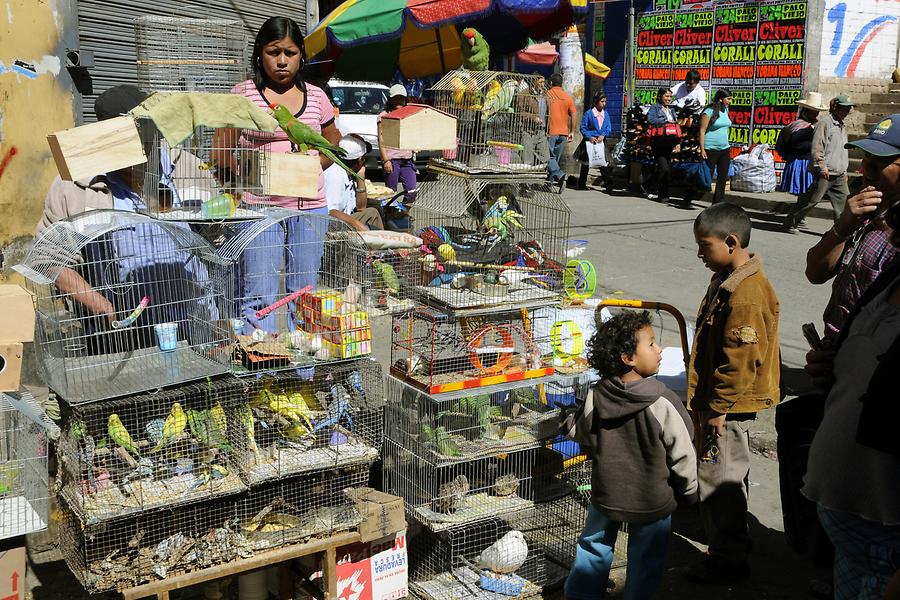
[563,311,697,600]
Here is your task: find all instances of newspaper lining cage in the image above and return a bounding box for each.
[0,391,58,540]
[14,210,232,404]
[429,70,549,173]
[234,359,384,485]
[410,173,570,312]
[219,208,371,373]
[58,464,369,593]
[57,376,250,526]
[134,16,248,93]
[390,306,560,395]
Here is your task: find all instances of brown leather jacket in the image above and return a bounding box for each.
[687,255,781,414]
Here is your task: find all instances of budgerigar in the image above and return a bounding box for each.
[270,104,362,181]
[149,402,187,454]
[432,474,469,514]
[108,413,141,457]
[482,79,518,120]
[186,408,231,451]
[461,28,490,71]
[236,404,260,464]
[479,530,528,574]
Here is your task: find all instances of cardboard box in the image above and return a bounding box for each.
[0,547,25,600]
[336,531,408,600]
[345,488,406,543]
[379,104,457,151]
[263,151,320,198]
[0,343,23,393]
[0,285,35,343]
[47,116,147,181]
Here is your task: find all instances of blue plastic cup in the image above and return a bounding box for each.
[154,322,178,352]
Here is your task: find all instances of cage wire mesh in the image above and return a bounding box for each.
[410,172,570,312]
[360,246,424,316]
[0,391,58,540]
[218,208,372,373]
[235,359,384,485]
[429,70,549,173]
[134,16,248,93]
[57,376,250,526]
[390,305,560,395]
[15,210,232,404]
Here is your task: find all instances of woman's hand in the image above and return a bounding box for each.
[805,344,837,390]
[383,160,393,175]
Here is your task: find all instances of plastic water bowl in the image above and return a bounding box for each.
[479,572,525,596]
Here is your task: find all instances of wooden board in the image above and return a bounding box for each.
[0,343,23,393]
[46,116,146,181]
[263,152,321,198]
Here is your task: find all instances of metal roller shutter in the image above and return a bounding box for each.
[76,0,309,122]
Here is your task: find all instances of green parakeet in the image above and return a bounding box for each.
[108,413,141,457]
[269,104,363,181]
[373,260,400,294]
[236,404,261,464]
[149,402,187,454]
[186,408,231,451]
[433,426,462,457]
[461,28,490,71]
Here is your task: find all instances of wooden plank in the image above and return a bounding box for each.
[324,546,337,600]
[121,531,359,600]
[263,152,321,198]
[47,116,147,181]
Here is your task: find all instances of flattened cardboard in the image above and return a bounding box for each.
[345,487,406,543]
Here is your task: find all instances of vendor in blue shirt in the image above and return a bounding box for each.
[699,88,734,204]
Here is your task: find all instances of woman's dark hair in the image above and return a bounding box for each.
[592,92,608,106]
[705,87,733,129]
[251,17,306,88]
[685,69,701,84]
[656,87,670,103]
[588,311,654,378]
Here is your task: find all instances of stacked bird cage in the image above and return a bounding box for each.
[360,244,425,315]
[429,70,549,173]
[14,210,232,404]
[134,16,248,93]
[218,208,372,373]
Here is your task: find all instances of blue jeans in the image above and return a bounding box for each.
[565,505,671,600]
[548,135,568,181]
[237,206,328,334]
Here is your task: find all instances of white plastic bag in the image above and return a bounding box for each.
[731,144,776,193]
[586,141,608,168]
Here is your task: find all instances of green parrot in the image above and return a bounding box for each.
[433,426,462,457]
[373,260,400,295]
[149,402,187,454]
[269,104,363,181]
[108,413,141,457]
[461,28,490,71]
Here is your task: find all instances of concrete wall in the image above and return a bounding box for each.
[0,0,77,280]
[818,0,900,80]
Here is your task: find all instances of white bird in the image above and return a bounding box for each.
[478,530,528,574]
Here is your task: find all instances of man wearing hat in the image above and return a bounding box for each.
[783,94,854,232]
[324,134,383,230]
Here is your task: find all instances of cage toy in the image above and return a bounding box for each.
[429,70,549,173]
[56,376,252,526]
[15,210,231,404]
[134,16,248,94]
[234,359,384,485]
[218,208,371,373]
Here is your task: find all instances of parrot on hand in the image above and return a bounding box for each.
[108,413,141,457]
[270,104,363,181]
[149,402,187,454]
[461,28,490,71]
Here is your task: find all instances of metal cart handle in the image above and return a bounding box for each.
[595,299,690,369]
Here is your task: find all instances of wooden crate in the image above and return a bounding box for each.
[47,116,147,181]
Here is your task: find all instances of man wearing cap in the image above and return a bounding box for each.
[784,95,854,232]
[378,84,417,205]
[324,134,384,231]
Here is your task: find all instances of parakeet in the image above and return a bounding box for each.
[433,426,462,457]
[144,419,165,446]
[236,404,260,464]
[108,413,141,457]
[186,408,231,451]
[493,473,520,497]
[270,104,362,181]
[483,79,520,120]
[437,243,456,263]
[432,474,469,514]
[479,530,528,574]
[373,260,400,295]
[450,395,499,435]
[148,402,187,454]
[461,28,490,71]
[346,370,367,404]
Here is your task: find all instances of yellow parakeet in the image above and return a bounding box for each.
[149,402,187,454]
[108,413,141,457]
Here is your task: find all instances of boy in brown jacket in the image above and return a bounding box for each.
[686,203,781,583]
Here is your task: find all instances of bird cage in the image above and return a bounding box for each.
[234,359,383,486]
[390,306,560,395]
[219,208,371,373]
[134,16,248,93]
[56,376,250,526]
[0,391,58,539]
[429,70,549,173]
[137,119,269,222]
[14,210,232,404]
[408,515,566,600]
[361,246,425,315]
[410,172,570,312]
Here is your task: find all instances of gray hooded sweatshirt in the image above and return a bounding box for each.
[562,377,698,523]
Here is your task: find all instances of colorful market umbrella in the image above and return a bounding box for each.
[306,0,586,81]
[516,41,558,65]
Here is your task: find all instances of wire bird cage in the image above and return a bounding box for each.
[57,377,250,526]
[429,70,549,173]
[58,464,369,593]
[134,16,248,93]
[360,246,424,315]
[0,391,58,540]
[234,359,384,485]
[137,119,269,222]
[408,514,567,599]
[219,209,371,373]
[15,210,231,404]
[390,306,562,395]
[410,172,570,312]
